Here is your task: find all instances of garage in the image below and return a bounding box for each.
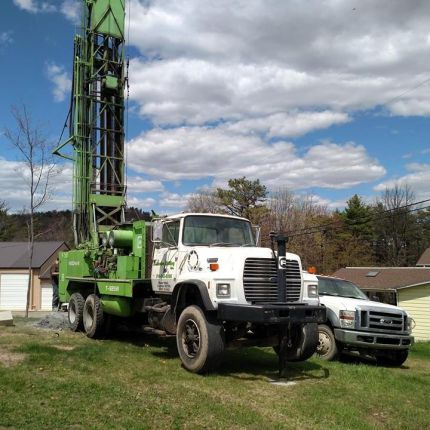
[0,274,29,310]
[0,241,68,312]
[40,282,53,311]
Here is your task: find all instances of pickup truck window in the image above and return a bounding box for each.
[183,215,255,246]
[317,277,368,300]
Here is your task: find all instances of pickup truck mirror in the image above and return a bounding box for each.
[152,219,163,243]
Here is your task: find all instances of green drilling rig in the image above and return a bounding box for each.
[54,0,325,374]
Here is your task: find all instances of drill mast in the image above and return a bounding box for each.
[55,0,126,247]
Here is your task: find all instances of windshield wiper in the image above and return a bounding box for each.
[319,293,340,297]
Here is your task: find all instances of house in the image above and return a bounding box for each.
[0,242,69,312]
[334,266,430,341]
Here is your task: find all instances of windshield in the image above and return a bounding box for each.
[317,277,368,300]
[183,215,255,246]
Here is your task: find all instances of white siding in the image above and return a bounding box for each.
[41,282,53,311]
[398,284,430,341]
[0,274,29,310]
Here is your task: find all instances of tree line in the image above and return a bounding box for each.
[187,177,430,273]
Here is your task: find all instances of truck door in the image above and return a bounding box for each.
[151,220,180,293]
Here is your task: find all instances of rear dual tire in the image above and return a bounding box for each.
[83,294,105,339]
[68,293,85,332]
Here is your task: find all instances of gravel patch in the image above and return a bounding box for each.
[33,312,69,331]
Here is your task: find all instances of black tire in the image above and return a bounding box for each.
[68,293,85,332]
[83,294,105,339]
[376,350,409,367]
[176,305,225,374]
[276,323,319,362]
[315,324,338,361]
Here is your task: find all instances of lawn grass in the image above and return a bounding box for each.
[0,319,429,429]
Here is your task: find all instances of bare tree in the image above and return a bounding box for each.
[373,183,415,266]
[4,105,57,317]
[186,190,224,213]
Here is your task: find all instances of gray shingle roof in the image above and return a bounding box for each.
[334,267,430,291]
[0,242,66,269]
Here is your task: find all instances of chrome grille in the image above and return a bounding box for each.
[359,309,405,332]
[243,258,301,303]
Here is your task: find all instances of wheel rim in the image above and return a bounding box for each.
[181,319,201,358]
[84,302,94,332]
[69,300,76,324]
[317,331,331,356]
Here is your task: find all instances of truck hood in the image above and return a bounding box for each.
[319,295,406,313]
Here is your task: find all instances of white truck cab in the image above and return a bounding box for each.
[310,274,414,366]
[151,213,319,308]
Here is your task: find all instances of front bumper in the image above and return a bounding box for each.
[334,328,414,350]
[217,302,326,324]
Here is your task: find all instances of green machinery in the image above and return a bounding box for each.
[54,0,148,319]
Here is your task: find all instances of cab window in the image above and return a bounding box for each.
[161,221,180,247]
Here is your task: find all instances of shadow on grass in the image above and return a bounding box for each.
[108,326,330,380]
[338,352,410,370]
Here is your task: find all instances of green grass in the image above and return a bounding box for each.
[0,320,429,430]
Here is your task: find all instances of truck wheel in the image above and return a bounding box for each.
[316,324,338,361]
[276,323,319,362]
[176,305,225,374]
[83,294,105,339]
[68,293,85,332]
[376,350,409,367]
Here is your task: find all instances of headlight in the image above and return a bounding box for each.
[339,310,356,328]
[406,317,415,332]
[216,283,230,298]
[307,284,318,298]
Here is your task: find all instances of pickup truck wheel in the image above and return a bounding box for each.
[83,294,105,339]
[68,293,84,332]
[316,324,338,361]
[177,305,225,374]
[376,350,409,367]
[275,323,319,362]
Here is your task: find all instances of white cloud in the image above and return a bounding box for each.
[13,0,55,13]
[127,127,385,190]
[128,0,430,121]
[45,62,72,102]
[127,176,164,192]
[159,192,193,209]
[0,157,72,212]
[374,163,430,200]
[224,111,350,138]
[60,0,81,25]
[127,195,156,209]
[13,0,80,23]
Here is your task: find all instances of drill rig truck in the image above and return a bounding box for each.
[54,0,326,373]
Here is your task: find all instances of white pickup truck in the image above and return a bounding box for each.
[304,273,414,366]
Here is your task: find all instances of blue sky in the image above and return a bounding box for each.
[1,0,429,214]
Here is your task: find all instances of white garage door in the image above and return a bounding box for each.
[41,282,53,311]
[0,274,29,310]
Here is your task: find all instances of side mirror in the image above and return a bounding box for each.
[152,219,163,243]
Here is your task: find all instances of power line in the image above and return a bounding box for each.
[284,199,430,239]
